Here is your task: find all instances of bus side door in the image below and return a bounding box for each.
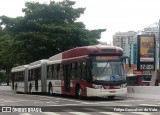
[64,64,71,92]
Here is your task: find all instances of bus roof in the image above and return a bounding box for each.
[49,45,123,60]
[11,65,29,72]
[29,59,48,69]
[63,45,123,58]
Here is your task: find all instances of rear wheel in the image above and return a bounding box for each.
[108,96,115,100]
[29,84,32,93]
[15,84,17,92]
[48,84,53,95]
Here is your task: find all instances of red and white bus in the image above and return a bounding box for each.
[47,45,131,99]
[11,45,131,99]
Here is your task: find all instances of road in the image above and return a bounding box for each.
[0,86,160,115]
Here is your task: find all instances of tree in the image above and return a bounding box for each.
[0,0,106,79]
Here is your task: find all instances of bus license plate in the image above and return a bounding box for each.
[109,91,116,93]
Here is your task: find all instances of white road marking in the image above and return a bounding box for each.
[47,103,85,106]
[63,109,91,115]
[34,101,43,103]
[69,112,91,115]
[139,104,159,106]
[3,100,37,103]
[100,112,123,115]
[113,99,144,103]
[84,108,123,115]
[84,108,102,112]
[42,112,60,115]
[120,104,132,106]
[131,112,153,115]
[20,113,32,115]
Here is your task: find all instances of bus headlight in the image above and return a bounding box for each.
[93,84,103,89]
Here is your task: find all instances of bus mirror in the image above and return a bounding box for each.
[123,56,131,67]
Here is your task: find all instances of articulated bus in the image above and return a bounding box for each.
[11,45,131,99]
[28,59,48,93]
[11,65,29,93]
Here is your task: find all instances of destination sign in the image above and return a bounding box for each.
[96,56,119,61]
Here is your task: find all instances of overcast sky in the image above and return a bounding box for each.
[0,0,160,44]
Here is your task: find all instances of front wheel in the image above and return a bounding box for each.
[29,84,32,94]
[108,96,115,100]
[48,84,53,95]
[76,87,83,99]
[15,84,17,92]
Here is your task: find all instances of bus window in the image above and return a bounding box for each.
[29,70,35,81]
[52,65,54,79]
[22,71,24,81]
[76,62,82,79]
[28,70,31,81]
[53,65,58,79]
[36,68,41,80]
[71,63,76,79]
[82,62,87,80]
[47,66,52,79]
[57,64,60,79]
[59,64,63,79]
[16,72,18,81]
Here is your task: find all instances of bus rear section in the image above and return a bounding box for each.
[11,65,29,93]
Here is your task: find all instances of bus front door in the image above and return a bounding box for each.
[64,65,71,92]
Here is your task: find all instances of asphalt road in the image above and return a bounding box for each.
[0,86,160,115]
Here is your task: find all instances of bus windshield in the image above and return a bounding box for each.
[91,61,125,81]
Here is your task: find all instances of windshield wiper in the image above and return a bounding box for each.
[98,61,110,78]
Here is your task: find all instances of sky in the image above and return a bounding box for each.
[0,0,160,44]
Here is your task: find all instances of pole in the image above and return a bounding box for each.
[158,19,160,85]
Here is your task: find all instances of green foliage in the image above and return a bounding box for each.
[0,0,106,72]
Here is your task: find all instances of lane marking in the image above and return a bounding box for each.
[100,112,123,115]
[64,109,91,115]
[120,104,132,106]
[131,112,153,115]
[69,112,91,115]
[20,113,32,115]
[2,100,39,103]
[42,112,60,115]
[139,104,159,106]
[84,108,123,115]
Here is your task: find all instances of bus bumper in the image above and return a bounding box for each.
[86,87,127,97]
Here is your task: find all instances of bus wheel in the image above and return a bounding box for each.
[29,84,32,94]
[48,84,53,95]
[76,86,82,99]
[108,96,115,100]
[15,84,17,92]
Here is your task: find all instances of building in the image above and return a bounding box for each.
[141,27,159,69]
[113,31,137,64]
[113,31,137,50]
[125,44,137,64]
